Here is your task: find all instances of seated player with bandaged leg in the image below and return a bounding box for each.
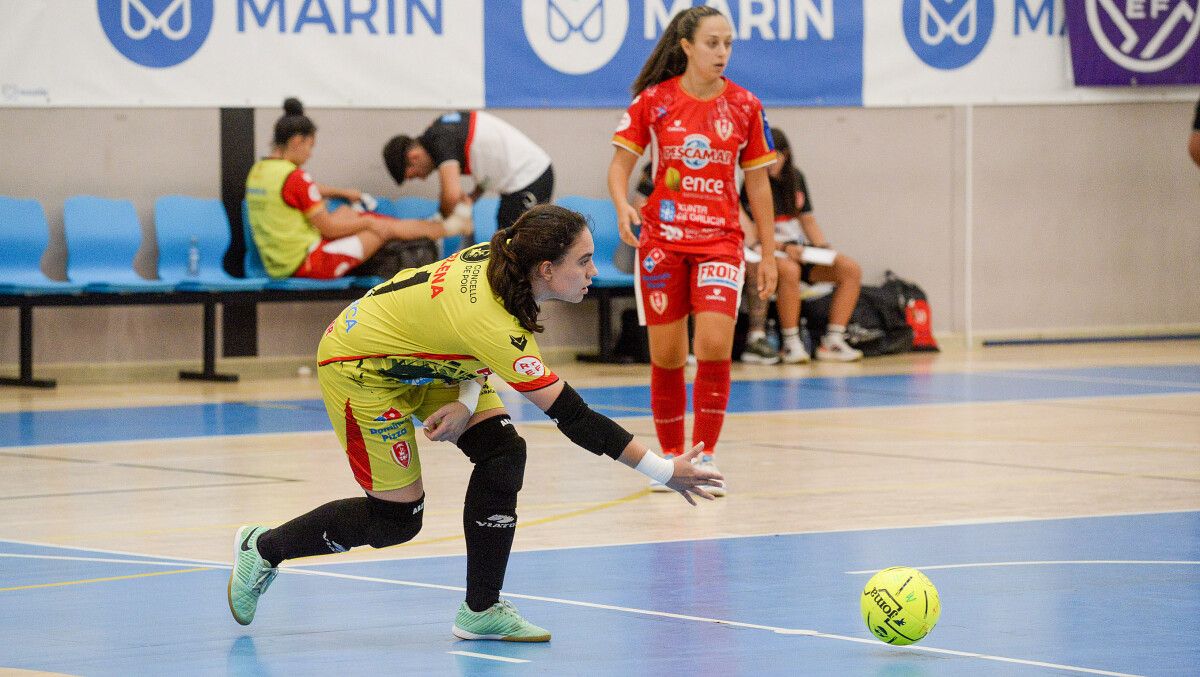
[228,205,722,641]
[246,98,471,280]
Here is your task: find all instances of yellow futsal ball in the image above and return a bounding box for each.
[664,167,681,191]
[860,566,941,645]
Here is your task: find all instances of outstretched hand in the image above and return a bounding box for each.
[666,442,724,506]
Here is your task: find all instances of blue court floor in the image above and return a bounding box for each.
[1,362,1197,675]
[1,511,1197,676]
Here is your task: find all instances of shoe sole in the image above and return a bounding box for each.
[740,355,781,365]
[816,352,862,362]
[228,526,253,626]
[452,625,550,642]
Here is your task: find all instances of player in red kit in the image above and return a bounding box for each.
[607,6,778,495]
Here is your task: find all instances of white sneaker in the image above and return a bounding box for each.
[816,335,863,362]
[694,456,726,497]
[779,343,810,364]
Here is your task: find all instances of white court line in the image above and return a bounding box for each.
[0,553,227,569]
[448,651,529,664]
[846,560,1200,575]
[278,568,1140,677]
[987,370,1200,390]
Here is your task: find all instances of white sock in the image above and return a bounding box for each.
[748,330,766,342]
[780,327,802,351]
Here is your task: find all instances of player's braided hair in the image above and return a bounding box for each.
[273,97,316,147]
[631,5,724,95]
[487,204,588,334]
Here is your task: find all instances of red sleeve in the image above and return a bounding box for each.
[740,99,777,171]
[612,92,652,157]
[281,168,322,213]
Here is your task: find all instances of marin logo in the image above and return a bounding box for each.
[509,334,529,350]
[1084,0,1200,73]
[459,244,491,263]
[98,0,214,68]
[902,0,995,70]
[522,0,629,74]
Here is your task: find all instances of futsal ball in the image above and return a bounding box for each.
[664,167,681,191]
[860,566,940,645]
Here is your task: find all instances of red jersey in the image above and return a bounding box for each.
[281,168,322,213]
[613,76,776,256]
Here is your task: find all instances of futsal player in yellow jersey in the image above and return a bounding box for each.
[228,205,723,641]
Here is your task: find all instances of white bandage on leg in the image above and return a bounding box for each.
[634,451,675,486]
[457,379,483,413]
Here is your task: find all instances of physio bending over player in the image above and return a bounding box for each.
[228,204,722,641]
[246,98,469,280]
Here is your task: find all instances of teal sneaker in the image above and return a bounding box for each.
[227,525,278,626]
[452,599,551,642]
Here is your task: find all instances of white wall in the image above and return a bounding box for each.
[2,100,1198,367]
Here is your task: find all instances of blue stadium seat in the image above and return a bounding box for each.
[554,196,638,362]
[63,196,176,292]
[554,196,636,288]
[240,200,353,290]
[0,196,84,294]
[388,197,438,219]
[155,196,266,291]
[471,197,501,250]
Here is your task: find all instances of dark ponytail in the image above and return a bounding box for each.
[770,127,800,219]
[631,6,724,95]
[486,204,589,333]
[273,97,316,147]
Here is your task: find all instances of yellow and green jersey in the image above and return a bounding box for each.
[245,158,322,277]
[317,243,558,393]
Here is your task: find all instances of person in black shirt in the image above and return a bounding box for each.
[383,111,554,231]
[739,128,863,363]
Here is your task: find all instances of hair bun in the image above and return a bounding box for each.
[283,97,305,116]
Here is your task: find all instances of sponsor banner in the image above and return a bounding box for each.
[484,0,864,107]
[0,0,483,107]
[1064,0,1200,85]
[863,0,1194,105]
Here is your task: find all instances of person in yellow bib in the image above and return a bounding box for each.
[228,204,723,641]
[245,98,471,279]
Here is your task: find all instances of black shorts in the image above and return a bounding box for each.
[497,165,554,230]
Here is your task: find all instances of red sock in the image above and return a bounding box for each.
[692,360,731,456]
[651,364,686,456]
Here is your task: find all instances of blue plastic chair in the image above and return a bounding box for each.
[240,201,353,290]
[155,196,266,291]
[0,197,83,294]
[471,197,501,250]
[554,196,636,289]
[63,196,176,292]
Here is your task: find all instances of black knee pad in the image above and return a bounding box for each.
[459,415,527,500]
[364,493,425,549]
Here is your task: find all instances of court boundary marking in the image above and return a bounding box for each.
[845,560,1200,574]
[3,508,1196,569]
[5,513,1197,675]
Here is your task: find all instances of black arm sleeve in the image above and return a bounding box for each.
[544,383,634,460]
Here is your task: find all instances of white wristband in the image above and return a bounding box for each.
[634,451,675,485]
[457,379,483,413]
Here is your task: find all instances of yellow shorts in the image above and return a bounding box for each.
[318,360,505,491]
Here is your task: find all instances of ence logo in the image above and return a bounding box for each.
[1085,0,1200,73]
[98,0,214,68]
[523,0,630,74]
[902,0,995,70]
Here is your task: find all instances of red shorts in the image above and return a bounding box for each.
[293,235,365,279]
[635,246,744,326]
